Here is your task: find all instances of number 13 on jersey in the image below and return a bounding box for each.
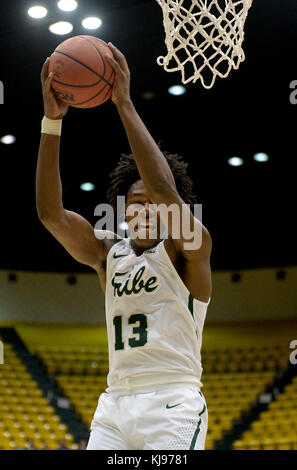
[113,314,148,350]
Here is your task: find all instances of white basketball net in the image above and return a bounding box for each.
[155,0,253,88]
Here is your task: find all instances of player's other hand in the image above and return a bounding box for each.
[41,58,69,120]
[105,43,131,106]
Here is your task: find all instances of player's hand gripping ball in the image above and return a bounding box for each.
[48,35,115,108]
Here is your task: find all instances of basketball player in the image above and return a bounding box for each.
[36,43,212,450]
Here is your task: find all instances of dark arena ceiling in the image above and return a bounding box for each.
[1,0,296,273]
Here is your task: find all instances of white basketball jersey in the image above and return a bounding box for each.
[104,237,210,395]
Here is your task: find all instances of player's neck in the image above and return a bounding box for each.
[129,238,159,257]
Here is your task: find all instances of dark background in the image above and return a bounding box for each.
[0,0,296,273]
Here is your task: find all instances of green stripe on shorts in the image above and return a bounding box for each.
[189,403,206,450]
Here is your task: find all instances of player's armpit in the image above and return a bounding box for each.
[40,209,108,270]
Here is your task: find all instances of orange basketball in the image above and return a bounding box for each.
[48,35,115,108]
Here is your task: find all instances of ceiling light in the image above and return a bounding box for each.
[82,17,102,30]
[168,85,186,96]
[1,135,16,144]
[57,0,78,11]
[49,21,73,35]
[253,152,269,162]
[80,182,95,191]
[28,6,48,18]
[228,157,244,167]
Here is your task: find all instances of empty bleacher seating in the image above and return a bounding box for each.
[1,334,290,451]
[34,345,108,428]
[233,375,297,450]
[0,341,77,450]
[33,342,292,450]
[201,344,291,449]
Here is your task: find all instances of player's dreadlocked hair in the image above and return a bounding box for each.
[107,146,198,210]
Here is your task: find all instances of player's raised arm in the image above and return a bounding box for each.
[105,44,176,194]
[105,44,211,260]
[36,58,106,271]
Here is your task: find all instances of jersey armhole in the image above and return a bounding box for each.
[159,239,211,306]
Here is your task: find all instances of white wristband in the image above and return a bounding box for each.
[41,116,62,136]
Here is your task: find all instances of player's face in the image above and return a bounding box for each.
[125,180,162,248]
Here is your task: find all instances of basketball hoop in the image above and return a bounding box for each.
[155,0,253,89]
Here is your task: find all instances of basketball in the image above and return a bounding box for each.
[48,35,115,108]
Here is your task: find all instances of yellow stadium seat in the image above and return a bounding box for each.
[246,440,261,450]
[86,365,100,375]
[42,405,55,414]
[47,364,58,375]
[240,362,253,372]
[70,442,79,450]
[49,415,61,424]
[10,430,26,440]
[0,439,11,451]
[276,443,292,450]
[16,416,31,426]
[209,427,223,440]
[214,363,226,373]
[263,423,279,433]
[266,360,277,370]
[278,358,289,370]
[59,364,72,374]
[233,440,246,450]
[261,437,280,449]
[226,363,239,373]
[24,429,39,439]
[45,440,60,450]
[6,440,17,450]
[219,418,234,431]
[0,404,9,412]
[253,361,265,371]
[205,439,215,450]
[72,365,85,374]
[14,439,27,449]
[22,397,34,405]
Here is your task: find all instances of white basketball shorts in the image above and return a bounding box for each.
[87,387,208,450]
